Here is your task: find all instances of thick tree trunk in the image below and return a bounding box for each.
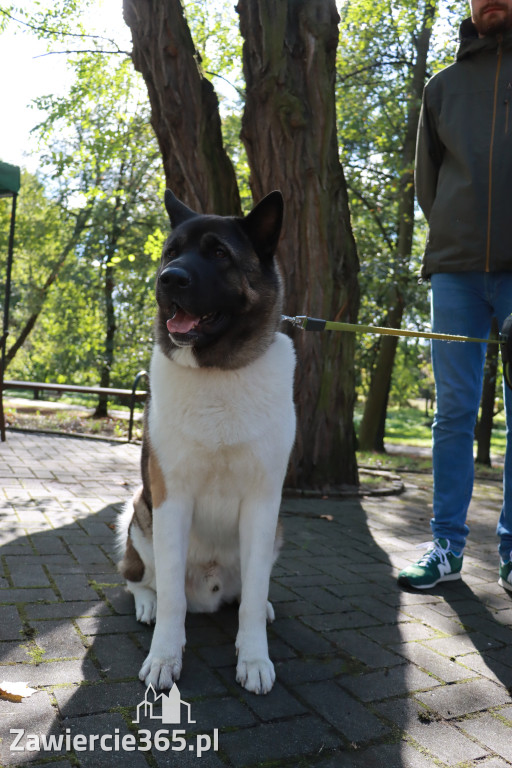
[238,0,360,488]
[123,0,241,216]
[358,0,435,452]
[475,317,499,466]
[124,0,361,488]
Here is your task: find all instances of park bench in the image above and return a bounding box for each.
[0,372,148,443]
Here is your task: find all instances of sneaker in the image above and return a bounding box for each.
[398,538,463,589]
[498,555,512,592]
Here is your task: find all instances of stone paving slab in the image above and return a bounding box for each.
[1,430,512,767]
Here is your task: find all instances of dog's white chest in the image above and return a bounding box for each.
[148,333,295,459]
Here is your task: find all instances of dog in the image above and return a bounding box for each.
[116,189,296,694]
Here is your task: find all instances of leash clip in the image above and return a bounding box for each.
[281,315,307,329]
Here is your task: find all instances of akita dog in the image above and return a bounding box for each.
[117,190,296,694]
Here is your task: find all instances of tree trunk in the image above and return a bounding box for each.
[94,262,116,418]
[358,294,403,452]
[123,0,241,216]
[123,0,361,488]
[357,0,435,452]
[475,317,499,466]
[238,0,360,488]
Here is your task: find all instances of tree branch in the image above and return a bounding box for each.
[33,49,131,58]
[5,208,92,368]
[0,8,123,50]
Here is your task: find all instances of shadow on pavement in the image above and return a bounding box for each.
[0,487,411,768]
[2,437,511,767]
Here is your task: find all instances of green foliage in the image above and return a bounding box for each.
[183,0,243,85]
[2,51,167,390]
[338,0,468,404]
[1,0,125,54]
[0,0,479,421]
[0,170,77,347]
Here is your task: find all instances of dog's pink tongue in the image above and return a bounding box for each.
[166,309,200,335]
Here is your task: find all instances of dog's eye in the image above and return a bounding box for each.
[211,585,220,593]
[215,247,227,259]
[167,249,177,261]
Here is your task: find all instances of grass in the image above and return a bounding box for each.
[356,401,506,479]
[4,394,507,480]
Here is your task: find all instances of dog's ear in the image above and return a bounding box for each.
[164,189,198,229]
[239,191,283,261]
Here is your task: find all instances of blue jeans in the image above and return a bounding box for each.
[430,272,512,560]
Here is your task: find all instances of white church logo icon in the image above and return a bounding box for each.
[133,683,195,725]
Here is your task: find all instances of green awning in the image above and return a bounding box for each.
[0,162,21,197]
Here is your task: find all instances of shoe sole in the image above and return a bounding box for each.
[398,571,462,590]
[498,577,512,592]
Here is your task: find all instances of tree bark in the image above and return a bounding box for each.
[123,0,241,216]
[358,0,435,452]
[238,0,360,488]
[475,317,499,466]
[358,293,403,452]
[94,181,125,419]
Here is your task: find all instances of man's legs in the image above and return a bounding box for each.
[399,271,512,589]
[429,272,491,553]
[398,272,491,589]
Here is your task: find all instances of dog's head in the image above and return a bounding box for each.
[154,189,284,369]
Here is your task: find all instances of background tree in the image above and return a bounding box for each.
[0,171,92,371]
[339,0,437,452]
[33,55,165,413]
[2,49,167,406]
[123,0,360,489]
[338,0,468,450]
[123,0,241,216]
[238,0,360,487]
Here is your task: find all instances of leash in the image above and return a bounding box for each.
[281,313,512,389]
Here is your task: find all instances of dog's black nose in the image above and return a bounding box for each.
[159,266,192,289]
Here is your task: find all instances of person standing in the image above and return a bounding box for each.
[398,0,512,590]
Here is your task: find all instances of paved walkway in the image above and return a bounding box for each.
[1,430,511,768]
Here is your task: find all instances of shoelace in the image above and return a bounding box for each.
[416,539,452,569]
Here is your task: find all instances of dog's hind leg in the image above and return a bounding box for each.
[117,487,156,624]
[127,582,157,624]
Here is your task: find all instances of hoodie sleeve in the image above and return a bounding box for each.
[415,85,444,221]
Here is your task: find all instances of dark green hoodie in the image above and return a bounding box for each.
[416,18,512,277]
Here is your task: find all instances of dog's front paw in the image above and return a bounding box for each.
[139,652,182,690]
[236,657,275,695]
[133,587,157,625]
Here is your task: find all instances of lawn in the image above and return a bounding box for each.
[3,392,144,441]
[355,402,506,479]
